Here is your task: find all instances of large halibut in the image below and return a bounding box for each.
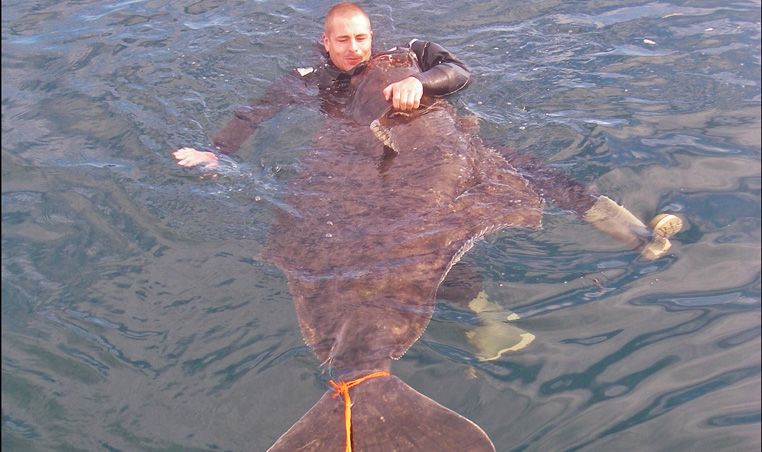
[264,48,543,451]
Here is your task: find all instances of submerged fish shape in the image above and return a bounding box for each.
[264,49,543,451]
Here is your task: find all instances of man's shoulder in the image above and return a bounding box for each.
[285,65,326,86]
[381,38,428,55]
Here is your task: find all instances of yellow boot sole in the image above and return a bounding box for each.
[642,214,683,260]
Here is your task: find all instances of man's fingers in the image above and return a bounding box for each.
[393,88,402,109]
[400,93,410,110]
[174,147,196,159]
[383,84,393,101]
[400,91,417,111]
[384,78,423,111]
[173,147,215,168]
[177,157,196,167]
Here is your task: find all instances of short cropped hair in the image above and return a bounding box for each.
[324,2,370,36]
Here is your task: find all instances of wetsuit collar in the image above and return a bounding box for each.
[315,44,371,91]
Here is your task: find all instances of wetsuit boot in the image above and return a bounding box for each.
[583,195,682,260]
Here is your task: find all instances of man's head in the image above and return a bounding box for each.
[322,3,373,71]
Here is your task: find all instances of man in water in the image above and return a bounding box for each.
[174,2,471,169]
[173,1,680,280]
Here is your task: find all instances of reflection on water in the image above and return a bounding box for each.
[2,0,760,451]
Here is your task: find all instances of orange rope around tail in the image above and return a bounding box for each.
[330,371,390,452]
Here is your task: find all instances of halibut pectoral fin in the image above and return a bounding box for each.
[466,291,535,361]
[466,323,535,361]
[370,117,396,151]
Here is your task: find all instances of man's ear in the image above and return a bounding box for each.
[322,33,330,53]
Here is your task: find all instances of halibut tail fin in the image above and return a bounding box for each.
[267,374,495,452]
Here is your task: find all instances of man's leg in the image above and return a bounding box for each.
[500,148,682,260]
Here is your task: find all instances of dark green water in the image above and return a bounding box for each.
[2,1,760,451]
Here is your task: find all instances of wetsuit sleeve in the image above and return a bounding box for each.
[409,40,473,97]
[212,70,314,154]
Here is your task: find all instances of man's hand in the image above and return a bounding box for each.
[383,76,423,111]
[173,147,219,169]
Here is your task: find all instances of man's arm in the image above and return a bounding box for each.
[495,144,682,260]
[212,71,310,154]
[409,39,473,96]
[174,70,315,168]
[383,40,473,111]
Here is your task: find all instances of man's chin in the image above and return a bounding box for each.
[343,59,363,70]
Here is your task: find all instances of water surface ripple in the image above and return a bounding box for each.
[2,1,760,451]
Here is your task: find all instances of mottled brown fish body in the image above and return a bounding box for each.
[265,48,541,451]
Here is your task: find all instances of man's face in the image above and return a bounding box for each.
[322,13,373,72]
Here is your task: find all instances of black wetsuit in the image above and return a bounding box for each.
[207,40,597,226]
[211,40,472,154]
